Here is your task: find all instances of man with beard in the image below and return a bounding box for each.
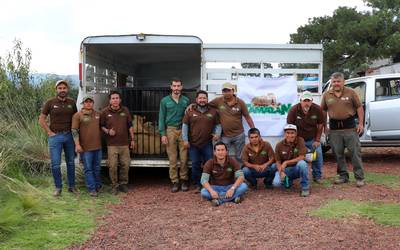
[72,96,102,197]
[182,90,221,191]
[159,78,190,192]
[287,91,324,183]
[208,82,255,166]
[275,124,310,197]
[241,128,277,190]
[321,72,365,187]
[100,91,135,195]
[201,141,248,206]
[39,80,78,196]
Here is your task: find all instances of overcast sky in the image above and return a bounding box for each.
[0,0,370,75]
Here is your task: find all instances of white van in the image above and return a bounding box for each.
[77,34,323,167]
[323,73,400,147]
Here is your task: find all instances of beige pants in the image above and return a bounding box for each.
[166,127,188,183]
[107,146,130,188]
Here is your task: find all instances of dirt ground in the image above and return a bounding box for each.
[75,148,400,249]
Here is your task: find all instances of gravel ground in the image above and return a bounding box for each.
[74,147,400,250]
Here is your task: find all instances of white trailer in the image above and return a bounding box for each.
[78,34,323,167]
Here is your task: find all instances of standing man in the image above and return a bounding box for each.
[100,91,135,195]
[241,128,277,190]
[287,91,324,183]
[182,90,221,191]
[39,80,77,197]
[72,96,102,197]
[209,82,255,165]
[201,142,248,207]
[275,124,310,197]
[321,72,365,187]
[159,77,190,192]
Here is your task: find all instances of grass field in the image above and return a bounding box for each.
[311,199,400,227]
[0,176,118,250]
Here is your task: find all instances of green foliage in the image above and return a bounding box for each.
[0,177,119,249]
[290,1,400,80]
[351,172,400,189]
[311,199,400,227]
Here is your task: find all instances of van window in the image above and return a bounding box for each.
[346,81,366,105]
[375,78,400,101]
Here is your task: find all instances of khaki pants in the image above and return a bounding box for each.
[107,146,130,187]
[329,130,364,180]
[166,127,188,183]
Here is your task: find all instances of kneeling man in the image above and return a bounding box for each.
[201,142,248,206]
[275,124,310,197]
[241,128,277,189]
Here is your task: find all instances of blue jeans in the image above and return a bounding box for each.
[243,163,277,186]
[305,139,323,180]
[189,143,213,186]
[284,160,309,190]
[80,149,102,192]
[221,133,245,166]
[48,132,75,189]
[201,183,248,204]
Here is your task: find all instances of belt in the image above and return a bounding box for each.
[54,130,71,134]
[167,125,182,130]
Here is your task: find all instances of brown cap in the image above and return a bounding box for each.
[222,82,236,91]
[55,80,69,88]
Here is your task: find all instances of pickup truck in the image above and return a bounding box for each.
[323,73,400,148]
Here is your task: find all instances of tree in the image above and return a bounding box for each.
[290,0,400,80]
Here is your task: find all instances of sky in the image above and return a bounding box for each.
[0,0,371,75]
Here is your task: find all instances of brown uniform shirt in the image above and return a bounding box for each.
[203,156,240,186]
[321,87,362,120]
[100,106,132,146]
[209,95,250,137]
[182,105,219,147]
[287,103,324,141]
[275,137,306,163]
[41,97,77,132]
[71,109,102,152]
[241,140,274,165]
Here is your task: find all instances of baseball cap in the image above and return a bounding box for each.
[222,82,236,91]
[81,96,94,103]
[55,80,69,88]
[300,91,313,101]
[284,124,297,131]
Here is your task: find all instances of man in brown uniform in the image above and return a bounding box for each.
[275,124,310,197]
[39,80,77,196]
[182,90,221,191]
[321,72,365,187]
[100,91,135,194]
[287,91,324,183]
[209,82,255,165]
[71,96,102,197]
[200,142,248,206]
[241,128,277,189]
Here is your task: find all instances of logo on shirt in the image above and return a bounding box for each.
[282,151,288,155]
[219,105,226,110]
[95,115,100,119]
[327,98,334,104]
[107,114,113,117]
[341,97,350,101]
[260,151,267,155]
[311,115,317,120]
[53,105,59,108]
[296,116,302,120]
[67,104,73,109]
[192,114,198,117]
[226,167,233,172]
[206,113,213,118]
[294,148,299,153]
[120,112,126,116]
